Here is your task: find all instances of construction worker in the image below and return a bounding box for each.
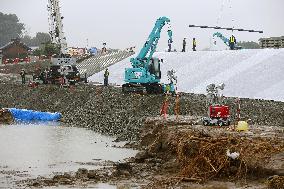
[102,43,107,54]
[59,76,64,88]
[104,68,109,86]
[20,69,26,84]
[168,39,172,52]
[229,35,237,50]
[43,68,49,84]
[182,38,186,52]
[192,38,197,51]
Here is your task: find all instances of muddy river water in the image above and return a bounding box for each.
[0,123,138,188]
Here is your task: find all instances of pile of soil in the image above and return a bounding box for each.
[136,118,284,188]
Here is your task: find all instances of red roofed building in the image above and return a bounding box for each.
[0,38,31,64]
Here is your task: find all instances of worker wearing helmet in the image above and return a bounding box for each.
[20,69,26,84]
[229,35,237,50]
[182,38,186,52]
[104,68,109,86]
[192,38,197,51]
[168,39,173,52]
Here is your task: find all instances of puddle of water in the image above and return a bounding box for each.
[0,123,138,188]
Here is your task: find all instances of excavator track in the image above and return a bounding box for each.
[122,83,163,94]
[144,83,163,94]
[122,83,147,94]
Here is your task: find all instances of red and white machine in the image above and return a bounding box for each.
[202,83,231,126]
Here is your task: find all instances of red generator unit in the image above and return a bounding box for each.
[202,105,231,126]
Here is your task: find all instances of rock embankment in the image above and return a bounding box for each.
[0,82,283,140]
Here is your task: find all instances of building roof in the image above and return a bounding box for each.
[0,38,31,51]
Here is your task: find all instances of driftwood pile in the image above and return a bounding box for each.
[176,132,284,181]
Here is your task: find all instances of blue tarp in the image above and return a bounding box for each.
[89,47,98,55]
[8,108,61,122]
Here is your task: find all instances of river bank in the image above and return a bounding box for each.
[0,80,283,141]
[1,74,284,188]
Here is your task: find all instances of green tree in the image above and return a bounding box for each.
[21,32,51,46]
[0,12,24,47]
[33,32,51,46]
[33,48,43,56]
[237,41,260,49]
[42,42,60,56]
[21,35,33,46]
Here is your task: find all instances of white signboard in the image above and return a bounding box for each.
[134,72,143,79]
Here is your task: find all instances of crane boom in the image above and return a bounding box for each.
[130,16,172,69]
[213,32,229,46]
[48,0,67,54]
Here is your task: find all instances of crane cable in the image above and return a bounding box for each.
[214,0,227,47]
[216,0,226,26]
[216,0,235,30]
[214,0,235,47]
[228,0,235,33]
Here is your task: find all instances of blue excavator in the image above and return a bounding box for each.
[122,17,175,94]
[213,32,242,50]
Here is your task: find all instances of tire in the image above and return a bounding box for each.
[203,120,209,126]
[217,120,223,127]
[226,120,231,126]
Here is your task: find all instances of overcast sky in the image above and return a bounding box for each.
[1,0,284,51]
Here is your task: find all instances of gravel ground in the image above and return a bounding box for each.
[0,76,283,141]
[0,61,51,75]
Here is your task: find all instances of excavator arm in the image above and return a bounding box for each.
[131,17,172,69]
[213,32,230,46]
[213,32,242,50]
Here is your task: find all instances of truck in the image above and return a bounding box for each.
[122,17,175,94]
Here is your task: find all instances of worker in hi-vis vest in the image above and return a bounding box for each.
[104,68,109,86]
[192,38,197,51]
[229,35,237,50]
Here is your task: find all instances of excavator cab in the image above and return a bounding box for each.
[148,58,161,79]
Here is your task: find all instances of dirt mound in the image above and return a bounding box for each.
[268,175,284,189]
[177,134,283,181]
[139,120,284,183]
